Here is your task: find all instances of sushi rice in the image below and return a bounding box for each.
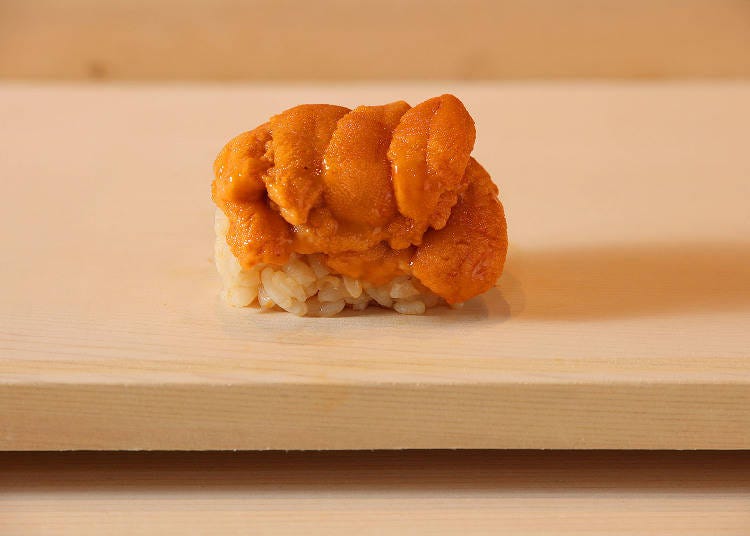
[214,209,444,316]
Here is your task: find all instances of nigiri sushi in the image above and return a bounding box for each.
[212,94,507,316]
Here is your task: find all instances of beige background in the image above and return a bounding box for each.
[1,0,749,80]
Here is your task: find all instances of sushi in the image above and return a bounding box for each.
[212,94,507,316]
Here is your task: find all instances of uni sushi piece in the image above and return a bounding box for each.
[212,94,507,316]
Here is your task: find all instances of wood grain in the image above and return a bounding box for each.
[1,82,749,450]
[1,451,749,535]
[1,0,750,80]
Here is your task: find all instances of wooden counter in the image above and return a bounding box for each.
[1,83,749,450]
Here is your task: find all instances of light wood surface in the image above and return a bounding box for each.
[1,82,749,450]
[2,0,750,80]
[1,450,749,535]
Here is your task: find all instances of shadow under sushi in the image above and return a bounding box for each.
[500,241,750,321]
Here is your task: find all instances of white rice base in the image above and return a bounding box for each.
[214,209,444,316]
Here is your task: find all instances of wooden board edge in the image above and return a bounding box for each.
[2,381,748,450]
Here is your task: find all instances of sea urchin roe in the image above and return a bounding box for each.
[220,200,294,268]
[323,101,409,228]
[388,94,476,229]
[211,94,507,303]
[263,104,350,226]
[325,242,414,287]
[212,124,272,203]
[411,159,508,304]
